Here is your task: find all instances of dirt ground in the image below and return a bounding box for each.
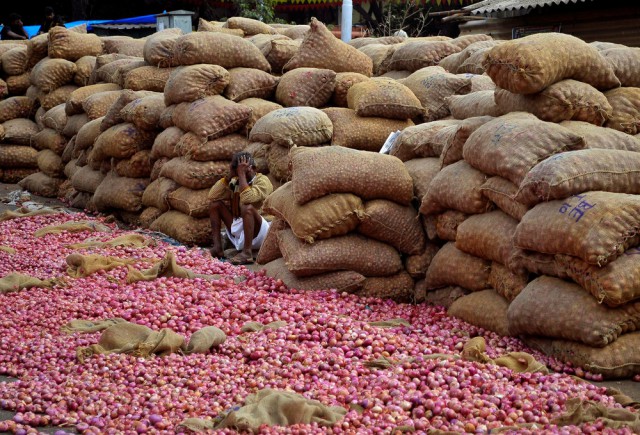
[0,182,639,433]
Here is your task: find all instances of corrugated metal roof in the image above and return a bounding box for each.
[469,0,595,18]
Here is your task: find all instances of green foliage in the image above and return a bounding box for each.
[231,0,277,23]
[371,0,431,37]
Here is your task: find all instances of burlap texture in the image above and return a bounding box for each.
[120,94,166,131]
[139,207,163,229]
[278,229,402,278]
[224,67,279,102]
[347,78,423,120]
[264,181,363,243]
[75,118,104,151]
[275,67,336,108]
[62,113,89,137]
[71,165,105,194]
[197,18,243,36]
[455,210,518,264]
[0,273,57,294]
[480,177,528,221]
[438,116,493,167]
[143,28,182,67]
[390,119,459,161]
[425,242,491,291]
[163,64,230,105]
[449,290,511,336]
[461,336,547,374]
[159,157,227,190]
[403,157,440,201]
[463,113,585,186]
[6,73,30,96]
[66,253,139,278]
[356,271,415,302]
[173,95,251,140]
[0,97,36,123]
[358,199,425,255]
[283,18,372,76]
[33,128,66,154]
[101,90,157,132]
[420,160,491,216]
[48,26,103,61]
[149,211,211,245]
[262,258,365,293]
[416,284,469,307]
[357,44,396,76]
[602,47,640,87]
[508,249,568,278]
[250,107,332,148]
[552,398,640,431]
[74,55,96,86]
[185,326,227,354]
[238,98,283,136]
[405,243,440,279]
[31,58,78,94]
[256,218,285,265]
[332,72,370,107]
[18,173,64,198]
[114,150,152,178]
[96,59,146,88]
[483,33,620,94]
[560,120,640,151]
[40,85,78,111]
[435,210,468,241]
[447,91,505,119]
[387,41,460,72]
[126,250,219,283]
[488,262,528,302]
[150,127,183,160]
[0,146,38,169]
[166,187,210,218]
[514,191,640,266]
[37,150,64,178]
[2,118,39,145]
[2,46,27,75]
[348,35,406,49]
[93,172,149,212]
[265,39,301,74]
[68,234,153,250]
[0,206,59,222]
[175,133,248,162]
[604,87,640,134]
[93,123,155,160]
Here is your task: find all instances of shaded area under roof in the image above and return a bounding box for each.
[468,0,595,18]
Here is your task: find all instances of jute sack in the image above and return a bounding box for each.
[494,80,613,125]
[256,218,286,265]
[280,25,310,40]
[143,28,182,67]
[96,59,146,86]
[347,78,423,120]
[64,83,120,116]
[94,123,155,160]
[64,159,80,180]
[266,144,290,182]
[139,207,163,229]
[480,177,529,221]
[262,258,365,293]
[39,85,78,111]
[455,210,518,264]
[508,276,640,347]
[402,66,472,121]
[467,74,496,92]
[33,128,66,154]
[264,181,363,243]
[101,90,157,132]
[75,117,104,151]
[114,150,152,178]
[102,37,145,57]
[283,18,373,76]
[120,94,166,131]
[446,91,505,119]
[249,107,332,148]
[175,133,249,162]
[525,333,640,379]
[62,113,89,138]
[163,64,230,105]
[448,290,511,336]
[224,67,279,102]
[248,34,290,56]
[358,199,426,255]
[150,157,169,181]
[34,107,46,130]
[172,96,251,140]
[322,108,413,152]
[159,157,228,189]
[449,34,493,51]
[265,39,301,74]
[172,32,271,72]
[278,229,402,277]
[424,242,491,291]
[435,210,468,241]
[124,66,175,92]
[42,104,67,133]
[602,47,640,87]
[387,41,460,73]
[604,87,640,134]
[483,33,620,94]
[419,160,491,216]
[6,73,30,96]
[356,272,415,302]
[560,120,640,151]
[508,249,568,279]
[290,146,413,206]
[405,242,440,279]
[332,72,370,107]
[488,261,528,302]
[439,116,493,167]
[150,211,211,245]
[30,58,77,93]
[82,91,122,120]
[244,142,270,174]
[238,98,283,136]
[514,191,640,266]
[275,68,336,108]
[18,172,63,198]
[0,97,36,123]
[74,55,96,86]
[71,165,106,194]
[457,48,492,75]
[516,149,640,206]
[48,26,103,61]
[167,187,210,218]
[142,177,179,211]
[37,150,64,178]
[403,157,441,201]
[462,113,586,186]
[390,119,460,162]
[2,119,39,145]
[557,249,640,307]
[225,17,276,36]
[0,146,38,168]
[0,168,38,184]
[0,122,4,141]
[2,46,27,75]
[159,106,175,129]
[439,40,500,73]
[357,44,396,76]
[348,35,406,49]
[93,172,150,212]
[416,284,469,307]
[197,18,243,36]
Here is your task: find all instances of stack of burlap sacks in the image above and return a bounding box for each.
[412,32,640,379]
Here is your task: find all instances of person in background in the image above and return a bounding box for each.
[1,14,29,40]
[208,152,273,265]
[37,7,65,35]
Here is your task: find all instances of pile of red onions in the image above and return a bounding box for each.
[0,212,635,434]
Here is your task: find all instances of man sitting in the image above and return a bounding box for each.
[208,152,273,265]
